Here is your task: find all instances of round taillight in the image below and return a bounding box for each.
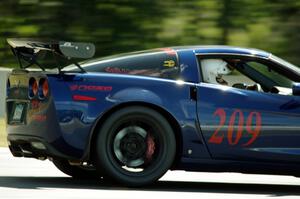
[38,78,49,99]
[29,78,38,99]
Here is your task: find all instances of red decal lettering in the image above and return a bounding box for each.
[70,85,78,91]
[159,48,177,56]
[105,67,129,74]
[32,115,47,122]
[227,109,244,145]
[78,85,87,91]
[94,86,101,91]
[208,108,226,144]
[87,85,96,90]
[70,85,112,92]
[243,111,262,146]
[31,100,40,109]
[209,109,262,146]
[103,86,112,91]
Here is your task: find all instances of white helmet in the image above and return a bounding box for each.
[201,59,232,84]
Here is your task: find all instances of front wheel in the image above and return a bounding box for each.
[94,106,176,187]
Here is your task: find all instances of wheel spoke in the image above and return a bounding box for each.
[113,125,149,168]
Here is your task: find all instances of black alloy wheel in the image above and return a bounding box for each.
[94,106,176,186]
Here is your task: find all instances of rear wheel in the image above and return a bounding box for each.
[94,106,176,187]
[52,159,99,179]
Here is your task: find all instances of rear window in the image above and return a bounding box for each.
[64,48,180,79]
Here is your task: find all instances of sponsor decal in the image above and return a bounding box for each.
[159,48,177,56]
[32,114,47,122]
[105,67,129,74]
[208,108,262,146]
[72,95,96,101]
[163,60,176,68]
[70,85,112,91]
[31,99,40,109]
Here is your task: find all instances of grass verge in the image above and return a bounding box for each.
[0,119,7,147]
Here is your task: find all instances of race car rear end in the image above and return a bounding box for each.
[5,38,96,161]
[6,70,65,160]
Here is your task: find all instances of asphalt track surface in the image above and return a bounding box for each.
[1,148,300,199]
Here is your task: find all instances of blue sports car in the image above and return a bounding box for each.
[6,38,300,186]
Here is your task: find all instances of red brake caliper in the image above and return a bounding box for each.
[145,134,155,161]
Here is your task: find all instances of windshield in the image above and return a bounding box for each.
[270,54,300,74]
[245,61,293,88]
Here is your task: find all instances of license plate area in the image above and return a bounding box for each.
[9,102,27,124]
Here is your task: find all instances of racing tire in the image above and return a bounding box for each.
[94,106,176,187]
[52,159,100,179]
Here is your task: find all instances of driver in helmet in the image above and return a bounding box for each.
[201,59,233,85]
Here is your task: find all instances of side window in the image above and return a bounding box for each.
[198,56,294,95]
[199,58,255,87]
[83,50,180,79]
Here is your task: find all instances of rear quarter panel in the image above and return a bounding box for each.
[56,73,210,161]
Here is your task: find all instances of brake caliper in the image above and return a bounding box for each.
[145,134,155,161]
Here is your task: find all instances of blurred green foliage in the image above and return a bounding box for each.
[0,0,299,67]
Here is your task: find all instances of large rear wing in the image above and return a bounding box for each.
[7,38,95,72]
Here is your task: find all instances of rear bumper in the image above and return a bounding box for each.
[7,134,78,160]
[6,73,92,161]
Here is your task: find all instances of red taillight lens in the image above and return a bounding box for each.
[43,80,49,97]
[33,82,38,95]
[38,78,49,99]
[29,78,38,99]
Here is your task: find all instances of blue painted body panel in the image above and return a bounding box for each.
[176,49,201,82]
[197,83,300,163]
[6,46,300,174]
[52,73,210,160]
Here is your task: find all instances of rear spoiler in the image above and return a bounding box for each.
[7,38,95,72]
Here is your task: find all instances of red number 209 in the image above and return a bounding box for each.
[208,108,262,146]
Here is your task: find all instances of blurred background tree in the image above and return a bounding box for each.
[0,0,299,67]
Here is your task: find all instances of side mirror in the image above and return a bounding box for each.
[292,83,300,96]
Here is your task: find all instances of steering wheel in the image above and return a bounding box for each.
[245,83,263,92]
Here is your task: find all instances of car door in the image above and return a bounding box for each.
[197,56,300,163]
